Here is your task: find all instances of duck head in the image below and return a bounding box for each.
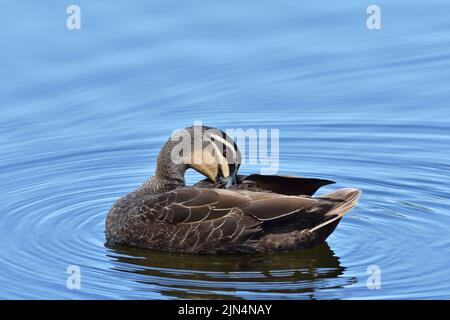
[155,125,241,188]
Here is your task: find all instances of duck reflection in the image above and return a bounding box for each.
[105,242,356,299]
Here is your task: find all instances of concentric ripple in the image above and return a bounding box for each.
[1,118,449,299]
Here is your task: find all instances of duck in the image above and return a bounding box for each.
[105,125,361,254]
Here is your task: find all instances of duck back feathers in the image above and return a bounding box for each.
[106,179,361,253]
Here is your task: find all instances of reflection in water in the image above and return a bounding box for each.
[105,243,356,299]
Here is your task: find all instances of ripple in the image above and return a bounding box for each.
[1,121,449,299]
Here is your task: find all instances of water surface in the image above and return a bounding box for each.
[1,1,450,299]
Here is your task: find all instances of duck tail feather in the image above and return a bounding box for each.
[310,188,361,232]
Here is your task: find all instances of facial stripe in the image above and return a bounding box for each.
[207,138,230,178]
[208,133,238,164]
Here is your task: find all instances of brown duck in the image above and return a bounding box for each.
[106,126,361,254]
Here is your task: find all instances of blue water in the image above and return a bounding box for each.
[1,1,450,299]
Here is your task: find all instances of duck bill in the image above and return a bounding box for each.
[217,172,238,188]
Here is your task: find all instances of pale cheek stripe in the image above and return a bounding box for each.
[208,139,230,177]
[209,133,237,163]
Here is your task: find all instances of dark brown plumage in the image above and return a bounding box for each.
[105,126,361,254]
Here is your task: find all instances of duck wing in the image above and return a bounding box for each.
[155,187,361,250]
[193,174,335,196]
[152,187,252,224]
[237,174,335,196]
[107,187,264,253]
[153,187,357,230]
[107,186,360,253]
[254,188,362,250]
[239,188,361,230]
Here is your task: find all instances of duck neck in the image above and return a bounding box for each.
[141,147,187,194]
[141,175,185,194]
